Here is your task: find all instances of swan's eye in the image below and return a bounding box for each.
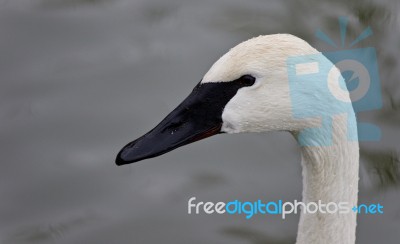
[238,75,256,86]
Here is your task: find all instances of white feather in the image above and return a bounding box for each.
[203,34,359,244]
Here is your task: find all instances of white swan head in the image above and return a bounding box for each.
[203,34,318,134]
[116,34,351,165]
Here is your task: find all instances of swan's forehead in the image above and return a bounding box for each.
[202,34,317,83]
[202,50,259,83]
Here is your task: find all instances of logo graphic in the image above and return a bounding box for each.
[287,17,382,146]
[188,197,384,219]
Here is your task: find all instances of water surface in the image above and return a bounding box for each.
[0,0,399,243]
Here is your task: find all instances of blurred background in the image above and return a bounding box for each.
[0,0,399,243]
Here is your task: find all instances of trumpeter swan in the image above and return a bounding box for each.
[116,34,359,244]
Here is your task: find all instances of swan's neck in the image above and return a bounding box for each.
[295,116,359,244]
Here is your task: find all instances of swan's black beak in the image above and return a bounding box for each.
[115,76,255,166]
[115,82,223,166]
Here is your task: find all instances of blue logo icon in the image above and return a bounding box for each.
[287,17,382,146]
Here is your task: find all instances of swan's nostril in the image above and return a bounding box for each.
[161,121,186,134]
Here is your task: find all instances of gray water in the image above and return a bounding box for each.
[1,0,399,243]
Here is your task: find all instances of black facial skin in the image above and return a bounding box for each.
[115,75,256,166]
